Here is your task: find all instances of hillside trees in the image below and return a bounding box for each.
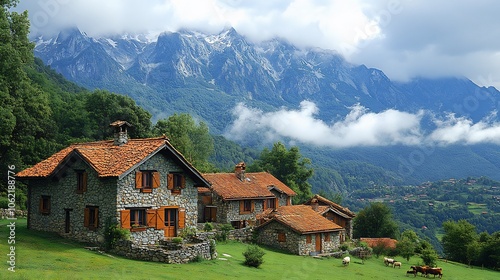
[152,113,215,172]
[353,202,398,239]
[442,219,477,263]
[248,142,313,203]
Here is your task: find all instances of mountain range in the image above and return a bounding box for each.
[32,27,500,191]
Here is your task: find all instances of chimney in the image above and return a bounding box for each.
[234,162,246,181]
[109,120,132,146]
[311,198,319,212]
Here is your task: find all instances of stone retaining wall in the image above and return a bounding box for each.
[111,238,216,264]
[0,209,27,219]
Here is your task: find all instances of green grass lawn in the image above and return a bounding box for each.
[1,219,498,280]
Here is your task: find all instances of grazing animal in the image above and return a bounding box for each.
[342,256,350,266]
[425,267,443,278]
[411,265,429,276]
[393,261,402,268]
[385,258,395,266]
[406,269,416,276]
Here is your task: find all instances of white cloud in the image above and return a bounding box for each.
[226,102,500,148]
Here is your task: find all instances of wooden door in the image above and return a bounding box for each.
[164,208,177,237]
[315,234,322,253]
[204,206,217,222]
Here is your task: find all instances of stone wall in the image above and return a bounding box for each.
[111,238,216,264]
[214,198,265,224]
[0,209,27,219]
[117,152,199,245]
[27,159,117,244]
[256,221,341,256]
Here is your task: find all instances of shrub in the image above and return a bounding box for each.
[172,237,183,244]
[190,254,204,263]
[339,244,349,251]
[421,248,438,267]
[103,219,130,250]
[179,227,197,240]
[243,245,265,268]
[215,223,233,242]
[203,222,214,232]
[0,196,9,209]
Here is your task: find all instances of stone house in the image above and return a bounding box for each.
[303,194,356,241]
[255,205,344,255]
[199,162,296,228]
[16,121,210,246]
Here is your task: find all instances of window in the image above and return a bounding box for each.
[278,232,286,242]
[130,208,147,227]
[306,235,312,244]
[266,198,276,209]
[239,200,254,214]
[135,171,160,192]
[167,173,185,194]
[76,170,87,194]
[39,196,51,215]
[324,233,330,242]
[84,206,99,230]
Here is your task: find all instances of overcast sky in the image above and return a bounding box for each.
[14,0,500,148]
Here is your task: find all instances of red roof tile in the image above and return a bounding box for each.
[16,136,204,180]
[304,194,356,218]
[259,205,343,234]
[360,238,398,249]
[202,172,296,200]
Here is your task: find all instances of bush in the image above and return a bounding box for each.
[243,245,265,268]
[421,248,438,267]
[339,244,349,251]
[0,196,9,209]
[172,237,183,244]
[215,223,233,242]
[179,227,197,240]
[190,254,204,263]
[103,219,130,250]
[203,222,214,232]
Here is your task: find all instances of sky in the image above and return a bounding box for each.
[14,0,500,148]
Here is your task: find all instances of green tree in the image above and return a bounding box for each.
[248,142,313,203]
[442,220,478,263]
[152,113,215,172]
[352,202,398,239]
[421,247,439,267]
[478,231,500,269]
[397,237,416,261]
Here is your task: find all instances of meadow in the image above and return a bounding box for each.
[1,219,498,280]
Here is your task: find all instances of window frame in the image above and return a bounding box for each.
[76,170,87,194]
[39,195,51,215]
[136,171,160,192]
[84,206,99,230]
[130,208,148,228]
[167,173,185,194]
[278,231,286,242]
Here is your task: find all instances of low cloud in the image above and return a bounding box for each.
[226,101,500,148]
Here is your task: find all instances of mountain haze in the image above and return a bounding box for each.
[33,27,500,189]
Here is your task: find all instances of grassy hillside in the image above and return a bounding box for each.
[1,219,497,280]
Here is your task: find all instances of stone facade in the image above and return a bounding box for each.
[26,151,200,246]
[256,221,340,256]
[213,197,266,226]
[27,159,117,244]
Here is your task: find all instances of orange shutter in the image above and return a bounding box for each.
[82,172,88,193]
[152,172,160,188]
[275,198,279,208]
[306,235,312,244]
[120,210,131,229]
[263,200,267,210]
[156,208,165,229]
[94,208,99,228]
[180,175,186,189]
[135,172,142,189]
[84,208,90,227]
[239,201,244,214]
[147,209,157,228]
[167,174,174,190]
[251,200,255,213]
[178,208,185,229]
[286,197,291,206]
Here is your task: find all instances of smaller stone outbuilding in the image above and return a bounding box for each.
[303,194,356,241]
[255,205,344,256]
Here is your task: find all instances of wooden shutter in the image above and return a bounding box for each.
[135,172,142,189]
[263,200,267,210]
[251,200,255,213]
[120,209,131,229]
[180,175,186,189]
[156,208,165,230]
[167,174,174,190]
[84,208,90,227]
[325,232,330,242]
[286,197,291,206]
[152,172,160,188]
[82,172,88,193]
[306,235,312,244]
[239,201,244,214]
[147,209,157,228]
[275,198,279,208]
[178,208,185,229]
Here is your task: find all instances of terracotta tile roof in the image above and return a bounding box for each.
[16,136,208,185]
[258,205,343,234]
[197,187,211,193]
[202,172,296,200]
[304,194,356,218]
[360,238,398,249]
